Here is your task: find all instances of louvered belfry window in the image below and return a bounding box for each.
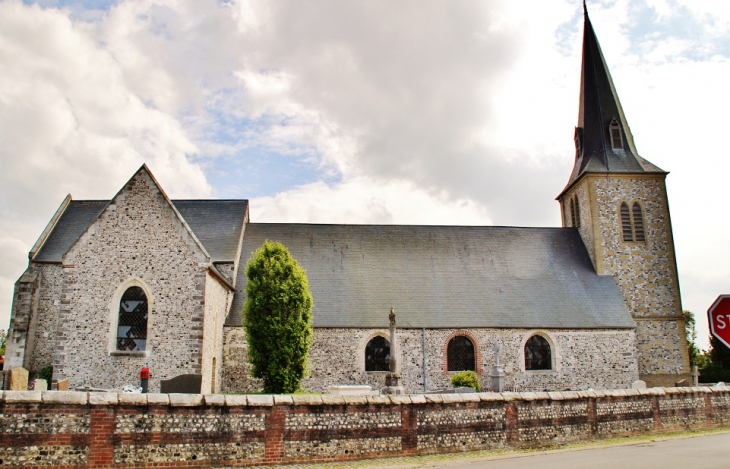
[610,120,622,150]
[117,286,148,351]
[632,203,645,241]
[620,202,633,241]
[570,199,577,227]
[447,336,475,371]
[574,196,581,228]
[365,336,390,372]
[525,335,552,370]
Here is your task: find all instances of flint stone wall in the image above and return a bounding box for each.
[5,264,64,373]
[1,387,728,468]
[221,327,638,394]
[593,176,688,379]
[55,171,210,393]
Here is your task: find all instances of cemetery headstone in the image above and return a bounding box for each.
[33,379,48,391]
[9,367,29,391]
[57,378,69,391]
[160,374,202,394]
[631,380,647,389]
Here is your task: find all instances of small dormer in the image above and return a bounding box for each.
[609,118,622,151]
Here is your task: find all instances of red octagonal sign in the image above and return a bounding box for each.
[709,295,730,349]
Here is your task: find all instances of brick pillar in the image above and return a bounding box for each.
[704,392,713,426]
[652,394,662,430]
[401,405,417,455]
[88,407,116,467]
[587,397,597,436]
[264,407,286,465]
[505,402,518,446]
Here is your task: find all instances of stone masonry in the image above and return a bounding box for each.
[55,170,214,393]
[560,174,689,386]
[201,273,231,394]
[221,326,638,394]
[0,387,728,468]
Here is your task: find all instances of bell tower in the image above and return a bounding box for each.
[557,5,691,387]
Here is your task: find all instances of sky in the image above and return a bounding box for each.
[1,0,728,350]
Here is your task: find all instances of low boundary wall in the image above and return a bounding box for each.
[2,387,730,468]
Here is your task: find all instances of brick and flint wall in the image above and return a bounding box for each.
[221,327,638,394]
[1,386,729,468]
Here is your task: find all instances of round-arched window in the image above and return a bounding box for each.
[525,335,552,370]
[447,336,475,371]
[365,336,390,371]
[117,286,148,351]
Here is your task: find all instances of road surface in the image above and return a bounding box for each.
[429,432,730,469]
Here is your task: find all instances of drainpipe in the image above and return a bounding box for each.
[422,328,427,392]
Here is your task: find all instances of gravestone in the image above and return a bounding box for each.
[33,379,48,391]
[631,380,647,390]
[9,367,29,391]
[57,378,69,391]
[160,374,202,394]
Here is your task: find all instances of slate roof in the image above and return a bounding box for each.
[32,201,107,262]
[32,199,248,263]
[228,223,635,330]
[563,8,664,194]
[173,200,248,261]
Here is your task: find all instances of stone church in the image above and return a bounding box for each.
[4,10,690,394]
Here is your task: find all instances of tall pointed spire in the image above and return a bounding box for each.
[564,5,663,190]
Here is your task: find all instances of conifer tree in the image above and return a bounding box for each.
[243,241,313,393]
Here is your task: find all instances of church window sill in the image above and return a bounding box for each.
[110,351,148,357]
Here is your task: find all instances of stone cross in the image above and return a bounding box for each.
[692,365,699,387]
[490,342,505,393]
[388,307,397,373]
[383,307,404,394]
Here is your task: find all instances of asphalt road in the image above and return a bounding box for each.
[433,432,730,469]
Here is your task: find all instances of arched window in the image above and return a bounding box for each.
[117,286,148,351]
[525,335,552,370]
[574,197,581,228]
[365,336,390,371]
[569,198,576,227]
[620,202,633,241]
[447,336,475,371]
[632,203,645,242]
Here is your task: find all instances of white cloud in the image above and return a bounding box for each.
[253,176,493,226]
[1,0,728,354]
[0,0,211,328]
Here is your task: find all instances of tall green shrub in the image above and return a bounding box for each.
[243,241,313,393]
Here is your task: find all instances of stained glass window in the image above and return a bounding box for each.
[117,286,148,351]
[365,336,390,371]
[525,335,551,370]
[447,336,475,371]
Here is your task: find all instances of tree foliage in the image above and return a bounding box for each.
[710,334,730,370]
[683,310,701,367]
[39,365,53,382]
[244,241,313,394]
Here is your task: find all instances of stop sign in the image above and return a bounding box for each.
[708,295,730,349]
